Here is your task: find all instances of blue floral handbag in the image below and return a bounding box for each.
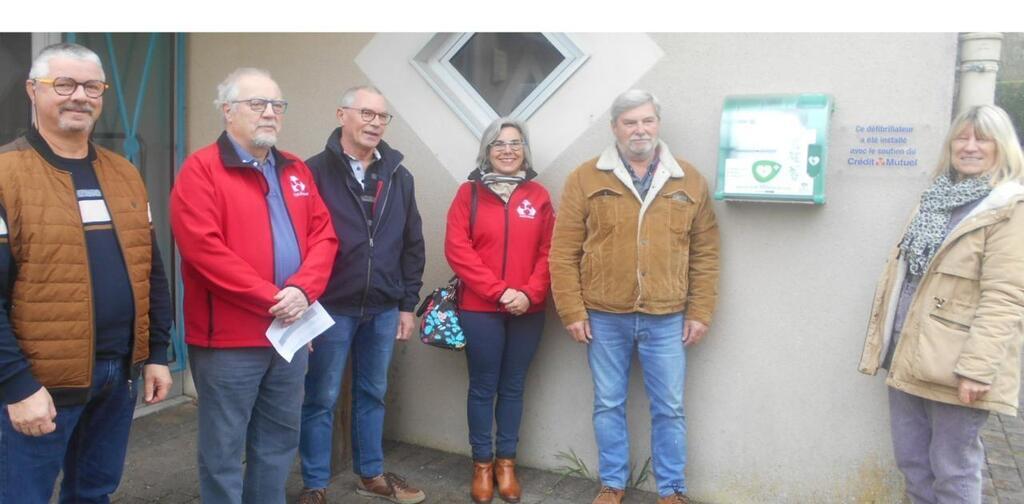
[416,277,466,351]
[416,182,478,351]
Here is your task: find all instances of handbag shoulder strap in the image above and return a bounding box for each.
[469,181,478,239]
[438,182,479,298]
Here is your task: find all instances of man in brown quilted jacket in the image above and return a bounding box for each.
[0,43,173,504]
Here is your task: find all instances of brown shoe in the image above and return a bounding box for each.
[656,491,691,504]
[471,460,495,503]
[356,472,426,504]
[493,458,521,503]
[296,487,326,504]
[591,486,625,504]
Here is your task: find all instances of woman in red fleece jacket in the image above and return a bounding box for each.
[445,118,554,504]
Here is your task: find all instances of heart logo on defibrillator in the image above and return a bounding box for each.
[752,160,782,183]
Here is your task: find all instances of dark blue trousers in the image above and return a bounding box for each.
[462,310,544,462]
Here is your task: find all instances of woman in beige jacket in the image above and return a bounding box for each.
[859,104,1024,503]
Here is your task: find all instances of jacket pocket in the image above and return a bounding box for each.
[581,188,623,305]
[932,254,982,306]
[586,187,624,232]
[661,190,694,234]
[913,305,973,388]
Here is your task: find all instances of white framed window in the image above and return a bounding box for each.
[412,33,588,137]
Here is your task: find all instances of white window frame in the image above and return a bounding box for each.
[411,32,588,137]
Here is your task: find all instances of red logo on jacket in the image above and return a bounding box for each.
[289,175,309,197]
[516,199,536,219]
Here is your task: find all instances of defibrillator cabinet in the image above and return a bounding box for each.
[714,94,833,204]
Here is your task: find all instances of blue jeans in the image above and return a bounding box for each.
[189,345,308,504]
[0,359,137,504]
[462,310,545,461]
[299,308,398,487]
[587,310,687,497]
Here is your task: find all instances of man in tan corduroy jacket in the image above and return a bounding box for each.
[549,89,719,504]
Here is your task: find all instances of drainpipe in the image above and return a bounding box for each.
[957,32,1003,113]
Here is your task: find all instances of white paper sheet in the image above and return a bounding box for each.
[265,301,335,362]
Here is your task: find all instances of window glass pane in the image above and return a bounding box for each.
[996,32,1024,135]
[0,33,33,145]
[450,33,564,116]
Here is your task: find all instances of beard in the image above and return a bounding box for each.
[252,130,278,149]
[56,103,97,133]
[623,136,656,159]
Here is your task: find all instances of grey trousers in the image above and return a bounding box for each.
[889,387,990,504]
[190,345,309,504]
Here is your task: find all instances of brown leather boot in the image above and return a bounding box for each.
[493,458,521,503]
[471,460,495,504]
[591,486,625,504]
[295,487,326,504]
[656,491,691,504]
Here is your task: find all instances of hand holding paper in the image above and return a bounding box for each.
[265,301,334,362]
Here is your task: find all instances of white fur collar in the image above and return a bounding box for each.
[965,180,1024,220]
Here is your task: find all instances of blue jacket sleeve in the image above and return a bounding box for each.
[0,203,43,404]
[146,230,172,365]
[399,170,426,312]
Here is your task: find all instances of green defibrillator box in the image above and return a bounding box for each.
[714,94,833,204]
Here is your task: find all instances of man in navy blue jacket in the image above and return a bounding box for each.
[298,85,426,504]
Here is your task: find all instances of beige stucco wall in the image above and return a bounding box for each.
[186,33,958,501]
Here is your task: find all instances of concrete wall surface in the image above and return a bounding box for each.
[186,33,959,502]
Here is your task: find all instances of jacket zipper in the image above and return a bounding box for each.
[484,183,517,310]
[75,178,97,395]
[99,186,141,366]
[501,200,510,280]
[104,201,139,376]
[264,158,301,295]
[262,174,277,297]
[633,176,667,308]
[346,165,394,317]
[207,292,215,345]
[484,182,519,282]
[277,165,303,267]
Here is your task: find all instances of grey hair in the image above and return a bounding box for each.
[610,89,660,124]
[29,43,105,80]
[214,67,275,110]
[475,117,533,174]
[338,85,386,107]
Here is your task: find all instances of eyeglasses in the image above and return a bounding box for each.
[231,98,288,115]
[490,140,526,151]
[341,107,393,125]
[34,77,108,98]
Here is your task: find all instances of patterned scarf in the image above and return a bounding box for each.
[481,171,525,203]
[899,173,991,275]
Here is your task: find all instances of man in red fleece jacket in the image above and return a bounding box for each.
[170,67,337,504]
